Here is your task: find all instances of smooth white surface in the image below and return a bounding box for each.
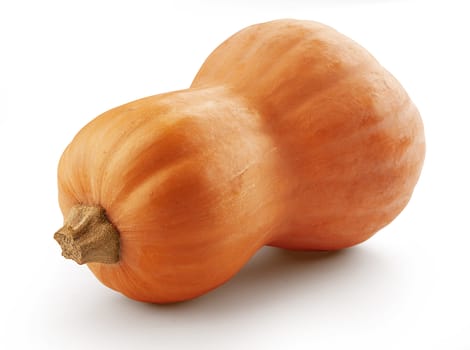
[1,1,469,349]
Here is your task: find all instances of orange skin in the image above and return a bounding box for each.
[57,19,425,303]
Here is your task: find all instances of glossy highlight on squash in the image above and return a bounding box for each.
[54,19,425,303]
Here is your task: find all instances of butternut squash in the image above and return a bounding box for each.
[54,19,425,303]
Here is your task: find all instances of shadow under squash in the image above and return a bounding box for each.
[141,245,385,315]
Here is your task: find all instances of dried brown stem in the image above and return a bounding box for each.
[54,205,120,264]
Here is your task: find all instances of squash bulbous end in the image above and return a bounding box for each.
[54,205,120,265]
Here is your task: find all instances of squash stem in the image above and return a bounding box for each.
[54,205,120,265]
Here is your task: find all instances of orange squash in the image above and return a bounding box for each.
[54,19,425,303]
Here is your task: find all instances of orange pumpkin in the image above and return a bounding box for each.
[54,19,425,303]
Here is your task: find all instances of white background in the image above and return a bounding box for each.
[1,0,469,349]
